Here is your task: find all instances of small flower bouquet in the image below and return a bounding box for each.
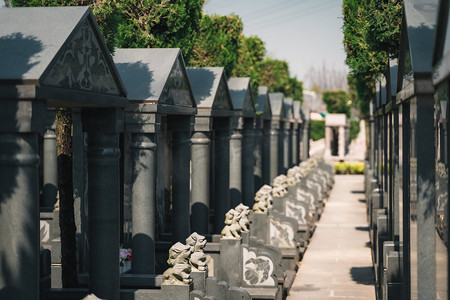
[120,247,132,267]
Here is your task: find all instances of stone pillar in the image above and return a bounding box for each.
[191,131,211,234]
[172,129,192,243]
[278,122,285,175]
[292,123,299,166]
[283,122,290,172]
[302,120,310,161]
[0,99,45,300]
[288,122,294,167]
[229,117,243,208]
[262,122,271,185]
[297,122,303,163]
[83,108,122,300]
[253,119,263,194]
[213,118,231,233]
[242,118,255,207]
[325,126,332,157]
[338,125,346,158]
[269,121,279,184]
[42,109,58,208]
[131,133,157,274]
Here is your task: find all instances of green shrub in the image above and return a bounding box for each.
[350,119,360,140]
[334,162,364,174]
[310,120,325,141]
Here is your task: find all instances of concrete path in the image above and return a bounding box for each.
[287,175,375,300]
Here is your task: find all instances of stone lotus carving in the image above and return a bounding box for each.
[287,168,301,184]
[186,232,207,272]
[269,217,296,248]
[163,242,192,285]
[242,247,275,286]
[272,175,288,197]
[235,203,250,232]
[221,209,242,239]
[252,188,271,213]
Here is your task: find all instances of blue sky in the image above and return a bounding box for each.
[204,0,348,88]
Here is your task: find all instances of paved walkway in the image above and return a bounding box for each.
[288,175,376,300]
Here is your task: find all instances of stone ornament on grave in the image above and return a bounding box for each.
[235,204,251,232]
[186,232,208,272]
[221,209,242,239]
[162,242,193,285]
[252,186,272,213]
[272,175,288,198]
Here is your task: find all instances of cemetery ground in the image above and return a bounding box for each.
[287,174,376,300]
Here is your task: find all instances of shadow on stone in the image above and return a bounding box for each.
[365,241,371,248]
[358,199,366,203]
[351,190,365,194]
[350,266,375,285]
[355,226,369,232]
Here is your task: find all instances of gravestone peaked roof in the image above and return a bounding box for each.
[186,67,233,117]
[268,93,286,119]
[114,48,196,115]
[256,86,271,120]
[227,77,255,118]
[397,0,438,99]
[292,100,303,124]
[283,97,294,122]
[0,7,127,107]
[433,0,450,85]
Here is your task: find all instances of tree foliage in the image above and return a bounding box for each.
[114,0,203,62]
[342,0,402,116]
[322,90,351,117]
[189,14,242,77]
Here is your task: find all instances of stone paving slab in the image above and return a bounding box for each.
[287,175,375,300]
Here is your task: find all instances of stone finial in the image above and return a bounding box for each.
[272,175,288,197]
[286,169,298,186]
[235,203,250,232]
[252,189,270,213]
[163,242,192,285]
[186,232,207,271]
[221,209,242,239]
[437,162,448,178]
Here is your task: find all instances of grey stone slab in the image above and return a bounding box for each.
[187,67,233,115]
[283,97,294,121]
[256,86,272,120]
[228,77,255,117]
[115,48,196,111]
[268,93,285,119]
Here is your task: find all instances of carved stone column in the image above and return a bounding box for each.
[292,123,299,166]
[242,118,255,207]
[269,119,280,184]
[262,122,271,185]
[131,133,157,274]
[42,108,58,208]
[191,131,211,234]
[0,99,45,300]
[83,108,123,300]
[253,118,263,194]
[229,117,243,208]
[283,121,291,172]
[213,118,231,233]
[172,129,192,243]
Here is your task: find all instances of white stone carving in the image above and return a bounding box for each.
[242,247,275,286]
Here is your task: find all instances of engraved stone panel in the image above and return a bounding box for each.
[242,247,275,286]
[42,20,119,95]
[269,217,296,248]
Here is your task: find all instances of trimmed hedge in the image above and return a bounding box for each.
[334,162,364,174]
[350,119,360,140]
[310,120,325,141]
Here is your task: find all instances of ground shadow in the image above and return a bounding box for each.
[351,190,365,194]
[355,226,369,231]
[350,266,375,285]
[359,199,366,203]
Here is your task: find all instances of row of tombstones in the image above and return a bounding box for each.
[364,162,402,300]
[40,157,333,300]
